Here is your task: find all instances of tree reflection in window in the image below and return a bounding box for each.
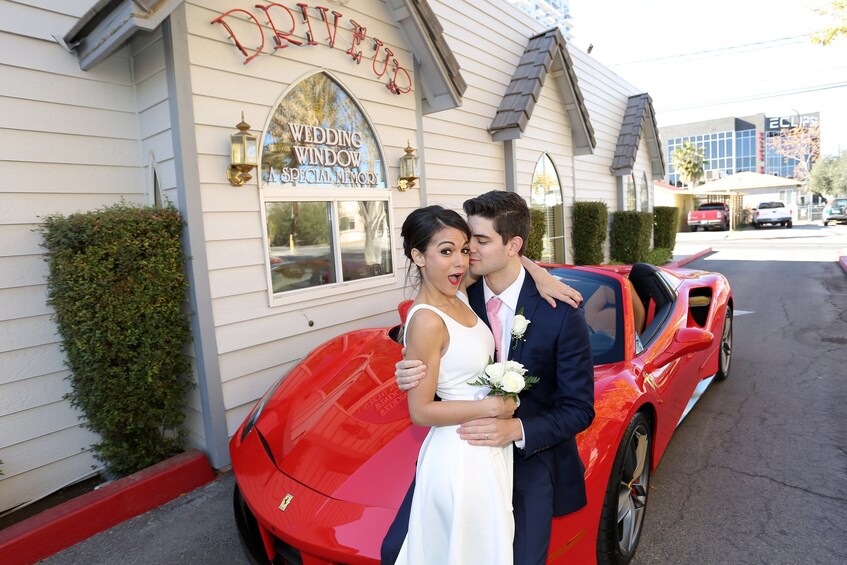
[266,200,393,294]
[627,174,637,211]
[262,72,386,188]
[640,173,650,212]
[530,154,565,263]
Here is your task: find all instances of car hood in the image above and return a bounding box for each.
[255,328,424,508]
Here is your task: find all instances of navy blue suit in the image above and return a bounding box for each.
[382,273,594,565]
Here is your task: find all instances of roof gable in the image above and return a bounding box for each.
[386,0,467,114]
[489,28,595,154]
[59,0,183,70]
[611,93,665,179]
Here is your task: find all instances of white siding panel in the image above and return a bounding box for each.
[131,35,166,86]
[0,98,138,139]
[0,255,47,289]
[0,344,66,385]
[0,33,130,85]
[0,64,135,112]
[0,162,143,194]
[0,401,83,449]
[0,314,58,353]
[138,99,171,141]
[206,239,266,271]
[0,426,100,478]
[0,193,145,224]
[0,372,70,413]
[0,3,78,42]
[0,130,141,167]
[0,451,99,515]
[0,285,49,321]
[203,211,264,242]
[0,224,43,256]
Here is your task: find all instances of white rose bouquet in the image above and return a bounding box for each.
[510,307,531,350]
[468,358,539,401]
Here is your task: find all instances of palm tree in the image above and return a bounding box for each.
[672,141,705,189]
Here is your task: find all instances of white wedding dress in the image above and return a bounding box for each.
[395,301,514,565]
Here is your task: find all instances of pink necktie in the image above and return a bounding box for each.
[487,296,503,362]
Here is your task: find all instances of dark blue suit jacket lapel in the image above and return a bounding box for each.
[510,276,541,362]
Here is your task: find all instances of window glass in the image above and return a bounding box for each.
[640,173,649,212]
[627,175,637,210]
[260,72,394,299]
[530,154,565,263]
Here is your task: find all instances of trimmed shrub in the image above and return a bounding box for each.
[610,211,653,264]
[653,206,679,250]
[40,204,193,477]
[526,207,546,261]
[572,201,608,265]
[644,247,673,265]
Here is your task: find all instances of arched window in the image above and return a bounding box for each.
[529,154,565,263]
[627,174,637,211]
[640,173,650,212]
[260,72,393,299]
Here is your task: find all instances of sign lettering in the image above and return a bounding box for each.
[212,3,412,95]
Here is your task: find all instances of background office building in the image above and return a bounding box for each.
[661,112,820,186]
[505,0,573,38]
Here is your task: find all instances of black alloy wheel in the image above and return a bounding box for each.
[597,412,651,565]
[714,306,733,381]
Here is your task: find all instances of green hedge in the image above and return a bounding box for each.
[610,211,654,264]
[653,206,679,250]
[40,204,193,476]
[572,201,608,265]
[526,207,546,261]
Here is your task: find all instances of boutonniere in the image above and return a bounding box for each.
[511,307,531,350]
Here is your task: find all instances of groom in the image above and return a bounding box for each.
[382,190,595,564]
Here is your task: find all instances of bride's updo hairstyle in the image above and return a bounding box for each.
[401,205,470,279]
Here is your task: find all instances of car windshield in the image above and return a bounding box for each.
[546,268,624,366]
[832,199,847,207]
[700,203,724,209]
[758,202,784,209]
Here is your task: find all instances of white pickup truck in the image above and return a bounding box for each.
[752,201,792,229]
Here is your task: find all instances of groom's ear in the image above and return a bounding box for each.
[507,236,523,257]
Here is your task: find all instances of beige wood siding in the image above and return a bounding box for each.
[185,0,420,432]
[0,3,145,512]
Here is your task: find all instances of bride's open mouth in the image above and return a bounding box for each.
[448,272,463,286]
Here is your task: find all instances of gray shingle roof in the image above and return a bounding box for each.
[611,93,666,178]
[388,0,467,113]
[489,28,594,153]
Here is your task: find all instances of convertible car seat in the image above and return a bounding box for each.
[628,263,676,345]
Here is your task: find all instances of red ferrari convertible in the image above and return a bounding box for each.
[231,262,733,564]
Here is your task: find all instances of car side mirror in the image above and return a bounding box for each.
[645,327,714,372]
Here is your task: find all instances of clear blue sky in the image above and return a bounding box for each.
[569,0,847,156]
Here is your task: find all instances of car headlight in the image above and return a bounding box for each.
[241,374,286,441]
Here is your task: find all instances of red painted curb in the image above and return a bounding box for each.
[839,256,847,276]
[667,247,713,269]
[0,449,216,565]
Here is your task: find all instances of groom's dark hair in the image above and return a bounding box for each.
[463,190,530,254]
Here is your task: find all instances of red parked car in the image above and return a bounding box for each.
[230,262,734,565]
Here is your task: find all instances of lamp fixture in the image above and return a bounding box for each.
[228,112,259,186]
[397,141,420,191]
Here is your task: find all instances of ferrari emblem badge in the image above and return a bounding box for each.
[278,494,293,512]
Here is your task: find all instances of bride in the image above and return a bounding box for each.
[394,205,516,564]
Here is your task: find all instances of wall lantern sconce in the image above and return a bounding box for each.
[228,112,258,186]
[397,141,420,191]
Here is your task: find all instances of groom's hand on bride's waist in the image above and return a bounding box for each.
[459,417,523,448]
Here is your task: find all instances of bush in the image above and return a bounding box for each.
[610,211,653,264]
[653,206,679,250]
[40,203,193,477]
[644,247,673,265]
[572,201,608,265]
[526,208,546,261]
